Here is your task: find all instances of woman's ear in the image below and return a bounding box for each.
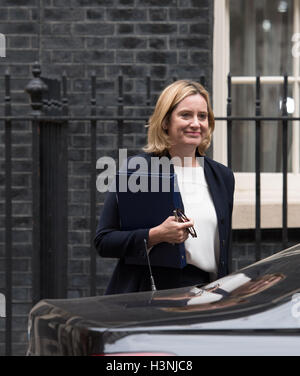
[162,117,169,132]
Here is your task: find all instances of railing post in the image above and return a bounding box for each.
[146,74,151,107]
[25,62,45,304]
[90,72,97,296]
[227,73,232,169]
[200,73,206,87]
[55,72,68,299]
[25,63,68,300]
[4,68,12,356]
[117,75,124,153]
[255,76,261,261]
[282,74,288,249]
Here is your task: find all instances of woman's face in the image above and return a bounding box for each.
[166,94,209,150]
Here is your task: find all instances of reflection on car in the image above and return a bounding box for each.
[27,244,300,356]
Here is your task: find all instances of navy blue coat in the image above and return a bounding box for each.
[94,152,235,295]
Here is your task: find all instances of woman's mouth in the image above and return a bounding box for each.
[185,132,201,136]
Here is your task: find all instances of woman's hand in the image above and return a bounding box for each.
[148,215,194,247]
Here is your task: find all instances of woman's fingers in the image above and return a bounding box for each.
[149,216,195,246]
[174,220,193,243]
[158,216,195,243]
[179,220,194,229]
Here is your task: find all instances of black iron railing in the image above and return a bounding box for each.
[225,74,290,261]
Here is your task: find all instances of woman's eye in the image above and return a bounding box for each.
[181,113,190,118]
[198,113,208,120]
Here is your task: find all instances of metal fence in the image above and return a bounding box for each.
[0,63,295,355]
[225,74,290,261]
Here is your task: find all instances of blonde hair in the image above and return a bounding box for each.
[143,80,215,156]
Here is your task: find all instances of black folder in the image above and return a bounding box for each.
[116,170,187,269]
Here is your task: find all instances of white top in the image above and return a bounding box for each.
[174,162,220,278]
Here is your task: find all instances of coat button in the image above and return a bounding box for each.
[220,218,225,224]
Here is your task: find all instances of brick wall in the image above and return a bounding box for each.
[0,0,214,354]
[231,229,300,272]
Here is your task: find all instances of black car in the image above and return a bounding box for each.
[27,244,300,356]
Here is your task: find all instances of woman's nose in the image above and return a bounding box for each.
[191,116,201,127]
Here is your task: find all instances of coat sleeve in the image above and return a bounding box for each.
[94,191,150,259]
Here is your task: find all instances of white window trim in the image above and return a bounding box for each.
[213,0,229,166]
[213,0,300,230]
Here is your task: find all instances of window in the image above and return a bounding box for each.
[213,0,300,229]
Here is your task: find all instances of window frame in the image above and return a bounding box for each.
[213,0,300,229]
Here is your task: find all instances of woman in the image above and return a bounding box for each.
[94,80,235,295]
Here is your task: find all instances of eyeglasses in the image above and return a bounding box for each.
[173,208,197,238]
